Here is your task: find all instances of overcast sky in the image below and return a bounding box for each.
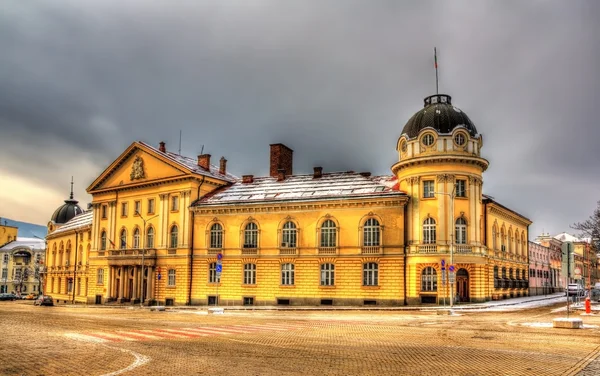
[1,1,599,240]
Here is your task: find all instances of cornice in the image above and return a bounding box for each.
[487,205,532,226]
[391,154,489,174]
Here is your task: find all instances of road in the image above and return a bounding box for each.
[1,300,600,375]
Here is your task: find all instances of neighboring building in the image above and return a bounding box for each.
[44,93,533,306]
[528,241,552,295]
[535,233,564,292]
[0,220,18,247]
[554,232,598,290]
[0,237,45,295]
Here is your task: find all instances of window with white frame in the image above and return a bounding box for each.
[421,266,437,291]
[363,218,380,246]
[423,218,436,244]
[243,222,258,248]
[320,219,337,248]
[168,269,176,286]
[281,263,294,285]
[281,221,297,248]
[97,269,104,284]
[171,196,179,211]
[133,228,140,249]
[1,268,7,279]
[455,179,466,197]
[100,231,107,250]
[363,262,378,286]
[146,227,154,248]
[423,180,435,198]
[209,262,220,283]
[120,229,127,249]
[3,254,8,264]
[320,263,335,286]
[455,218,467,244]
[243,263,256,285]
[148,198,155,214]
[170,226,178,248]
[210,223,223,249]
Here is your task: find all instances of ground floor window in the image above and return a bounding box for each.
[320,263,335,286]
[363,263,378,286]
[421,266,437,291]
[281,263,295,285]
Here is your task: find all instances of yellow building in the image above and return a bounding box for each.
[44,93,533,306]
[0,221,18,247]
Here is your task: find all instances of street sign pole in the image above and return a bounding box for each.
[441,259,446,308]
[216,253,223,307]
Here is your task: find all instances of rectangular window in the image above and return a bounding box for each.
[147,198,155,214]
[134,201,141,215]
[171,196,179,211]
[3,254,7,263]
[15,269,22,280]
[243,263,256,285]
[101,205,107,219]
[363,263,379,286]
[423,180,435,198]
[455,180,466,197]
[121,202,128,217]
[281,263,295,285]
[168,269,176,286]
[97,269,104,284]
[243,297,254,306]
[1,268,6,279]
[320,263,335,286]
[209,263,220,283]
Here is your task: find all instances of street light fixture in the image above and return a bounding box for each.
[135,211,159,307]
[433,183,457,309]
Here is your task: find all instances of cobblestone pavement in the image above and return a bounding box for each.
[1,300,600,375]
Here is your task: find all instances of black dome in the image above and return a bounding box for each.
[51,198,83,224]
[401,94,478,139]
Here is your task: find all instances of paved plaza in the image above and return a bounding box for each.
[1,295,600,375]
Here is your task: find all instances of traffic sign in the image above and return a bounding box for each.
[157,273,162,280]
[441,270,447,283]
[216,264,222,273]
[441,259,445,267]
[217,253,223,261]
[449,272,456,284]
[449,265,455,273]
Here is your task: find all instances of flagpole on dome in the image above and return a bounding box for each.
[434,47,439,95]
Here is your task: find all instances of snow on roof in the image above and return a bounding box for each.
[195,172,404,206]
[554,232,591,243]
[138,141,238,183]
[0,237,45,251]
[48,211,93,237]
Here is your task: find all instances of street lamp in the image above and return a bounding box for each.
[135,211,159,307]
[433,183,457,309]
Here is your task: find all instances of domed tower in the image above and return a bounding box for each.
[48,179,83,232]
[392,94,488,259]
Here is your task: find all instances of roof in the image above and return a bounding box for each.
[51,198,84,224]
[194,172,405,206]
[0,237,45,251]
[554,232,591,243]
[482,194,532,224]
[401,94,478,139]
[138,141,238,183]
[48,211,93,237]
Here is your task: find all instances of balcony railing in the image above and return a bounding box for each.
[241,248,258,255]
[207,248,222,255]
[318,247,337,255]
[279,247,298,255]
[454,245,472,254]
[361,246,381,254]
[418,244,437,253]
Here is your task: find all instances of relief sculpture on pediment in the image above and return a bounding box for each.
[130,156,146,181]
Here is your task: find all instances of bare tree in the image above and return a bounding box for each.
[12,266,32,296]
[571,200,600,250]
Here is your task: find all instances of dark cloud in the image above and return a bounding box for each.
[1,0,598,237]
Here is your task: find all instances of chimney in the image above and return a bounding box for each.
[219,157,227,175]
[242,175,254,184]
[159,141,166,153]
[270,143,293,178]
[277,168,286,182]
[359,172,371,177]
[198,154,211,171]
[313,166,323,179]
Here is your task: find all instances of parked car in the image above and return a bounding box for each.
[25,293,38,300]
[566,283,584,297]
[34,295,54,306]
[0,293,18,301]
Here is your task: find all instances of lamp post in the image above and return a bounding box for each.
[136,211,158,307]
[433,183,457,309]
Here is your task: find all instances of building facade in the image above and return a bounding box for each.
[528,241,552,295]
[45,93,533,306]
[0,237,45,295]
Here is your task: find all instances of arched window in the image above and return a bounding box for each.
[363,218,380,247]
[133,228,140,249]
[243,222,258,248]
[120,229,127,249]
[281,221,297,248]
[100,231,107,251]
[170,225,178,248]
[501,267,507,279]
[508,230,513,253]
[210,223,223,249]
[320,219,337,248]
[455,218,467,244]
[515,231,520,255]
[423,218,436,244]
[421,266,437,292]
[492,226,497,250]
[146,226,154,248]
[500,228,506,251]
[78,245,83,265]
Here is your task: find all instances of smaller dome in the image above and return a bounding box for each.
[51,198,83,224]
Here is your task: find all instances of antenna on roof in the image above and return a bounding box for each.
[200,144,204,155]
[178,130,182,155]
[70,176,74,199]
[434,47,439,95]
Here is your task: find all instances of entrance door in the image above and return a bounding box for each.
[456,268,469,302]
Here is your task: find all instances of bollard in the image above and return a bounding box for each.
[586,297,591,314]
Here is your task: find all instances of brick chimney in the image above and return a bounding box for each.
[159,141,166,153]
[277,168,286,182]
[313,166,323,179]
[219,157,227,175]
[359,172,371,177]
[198,154,211,171]
[242,175,254,183]
[270,144,293,178]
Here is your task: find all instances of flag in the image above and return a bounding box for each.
[108,238,115,248]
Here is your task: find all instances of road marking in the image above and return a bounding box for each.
[65,333,109,343]
[101,347,150,376]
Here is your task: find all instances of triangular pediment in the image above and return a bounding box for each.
[87,143,190,193]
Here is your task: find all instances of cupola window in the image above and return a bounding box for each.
[422,134,435,147]
[454,133,466,146]
[400,141,407,153]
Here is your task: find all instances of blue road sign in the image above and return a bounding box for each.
[441,259,445,267]
[217,253,223,261]
[157,273,162,280]
[216,264,222,273]
[449,265,455,272]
